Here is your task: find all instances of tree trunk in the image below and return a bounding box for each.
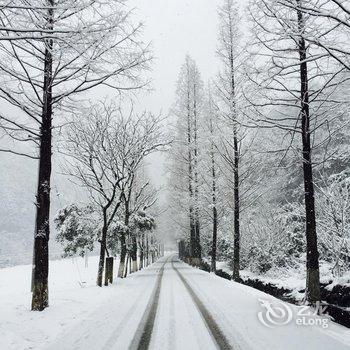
[297,4,320,304]
[185,63,198,266]
[189,208,196,264]
[104,257,114,286]
[97,214,108,287]
[145,236,149,266]
[124,253,129,278]
[31,1,54,311]
[193,218,201,266]
[131,236,138,273]
[211,144,218,273]
[193,81,202,266]
[118,201,130,278]
[150,236,155,263]
[232,129,240,281]
[179,240,184,260]
[156,244,160,259]
[140,249,144,270]
[188,138,196,263]
[227,24,240,281]
[139,235,145,269]
[118,232,127,278]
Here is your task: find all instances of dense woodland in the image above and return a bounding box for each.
[167,0,350,306]
[0,0,350,312]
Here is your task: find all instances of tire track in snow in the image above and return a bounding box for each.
[101,268,158,350]
[171,258,233,350]
[129,256,170,350]
[167,273,176,350]
[184,274,249,350]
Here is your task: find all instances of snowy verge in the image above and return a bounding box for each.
[216,260,350,301]
[0,255,123,350]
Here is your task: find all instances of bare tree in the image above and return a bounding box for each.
[64,103,126,287]
[131,172,158,272]
[216,0,242,281]
[168,56,204,266]
[113,110,168,277]
[132,208,157,270]
[204,86,220,272]
[0,0,150,310]
[124,171,158,273]
[247,0,347,303]
[315,172,350,277]
[65,102,167,281]
[283,0,350,70]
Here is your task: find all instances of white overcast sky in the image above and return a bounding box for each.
[129,0,246,229]
[127,0,226,188]
[129,0,223,115]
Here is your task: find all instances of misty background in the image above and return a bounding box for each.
[0,0,224,265]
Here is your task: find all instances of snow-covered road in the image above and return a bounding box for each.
[43,254,349,350]
[1,253,350,350]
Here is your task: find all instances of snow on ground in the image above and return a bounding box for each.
[216,259,350,301]
[150,260,218,350]
[0,255,121,350]
[216,260,306,292]
[1,253,350,350]
[183,262,350,350]
[325,270,350,291]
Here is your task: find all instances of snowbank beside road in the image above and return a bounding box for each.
[0,255,119,350]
